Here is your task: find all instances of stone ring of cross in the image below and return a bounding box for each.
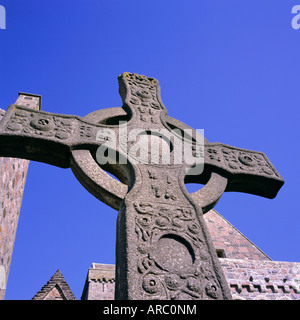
[0,72,284,300]
[73,98,226,215]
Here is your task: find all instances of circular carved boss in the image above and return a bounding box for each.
[30,117,53,131]
[238,154,256,167]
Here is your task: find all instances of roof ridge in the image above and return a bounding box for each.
[32,269,76,300]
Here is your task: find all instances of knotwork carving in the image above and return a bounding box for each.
[4,106,97,143]
[6,108,75,140]
[206,144,279,178]
[133,200,222,300]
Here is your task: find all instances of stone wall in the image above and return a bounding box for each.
[0,109,30,300]
[81,263,115,300]
[220,258,300,300]
[0,93,41,299]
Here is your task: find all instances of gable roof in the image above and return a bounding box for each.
[32,269,76,300]
[204,209,271,261]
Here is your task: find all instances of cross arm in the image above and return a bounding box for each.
[0,94,104,168]
[198,143,284,199]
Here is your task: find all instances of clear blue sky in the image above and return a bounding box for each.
[0,1,299,300]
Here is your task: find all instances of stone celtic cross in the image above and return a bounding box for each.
[0,73,284,300]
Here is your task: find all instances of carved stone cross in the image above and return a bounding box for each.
[0,73,284,300]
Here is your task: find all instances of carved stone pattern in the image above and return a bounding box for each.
[206,145,278,177]
[192,143,204,158]
[149,169,177,201]
[5,108,96,143]
[79,124,95,140]
[133,201,223,300]
[123,72,159,86]
[125,73,162,124]
[5,108,75,140]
